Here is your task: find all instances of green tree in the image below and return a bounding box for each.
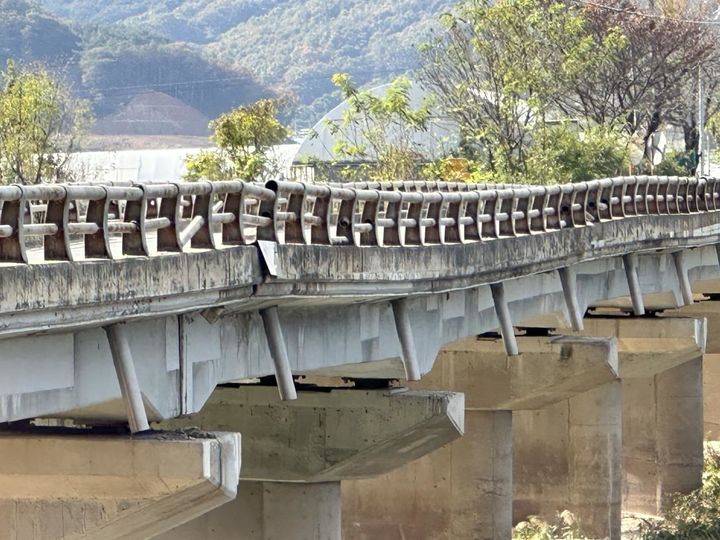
[524,123,627,184]
[318,74,433,182]
[420,0,626,181]
[185,98,290,181]
[0,61,91,185]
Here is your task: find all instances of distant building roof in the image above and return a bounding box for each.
[66,144,301,184]
[292,81,460,164]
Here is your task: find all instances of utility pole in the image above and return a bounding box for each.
[698,66,705,176]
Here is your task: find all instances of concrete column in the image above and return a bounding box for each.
[344,410,511,540]
[657,357,704,502]
[514,381,622,539]
[662,300,720,439]
[704,352,720,439]
[163,481,341,540]
[343,335,618,540]
[575,317,705,516]
[624,357,704,514]
[569,382,622,534]
[513,316,705,537]
[0,430,240,540]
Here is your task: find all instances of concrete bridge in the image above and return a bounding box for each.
[1,176,719,538]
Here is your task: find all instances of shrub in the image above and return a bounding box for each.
[640,447,720,540]
[654,150,697,177]
[523,123,628,184]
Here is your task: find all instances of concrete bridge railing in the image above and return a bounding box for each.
[0,175,716,263]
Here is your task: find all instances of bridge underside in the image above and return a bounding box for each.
[0,242,717,425]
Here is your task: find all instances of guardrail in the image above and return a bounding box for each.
[0,176,716,264]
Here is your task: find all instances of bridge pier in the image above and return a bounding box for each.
[343,335,619,540]
[587,317,705,515]
[622,358,703,514]
[513,380,623,539]
[346,410,512,540]
[514,316,705,534]
[662,297,720,440]
[161,481,342,540]
[156,385,463,539]
[0,430,239,539]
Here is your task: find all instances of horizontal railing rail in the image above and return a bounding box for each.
[0,175,716,263]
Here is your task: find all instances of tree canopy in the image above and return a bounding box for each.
[185,99,290,181]
[420,0,627,181]
[0,61,91,184]
[419,0,720,182]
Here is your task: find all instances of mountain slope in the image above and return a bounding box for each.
[208,0,451,121]
[0,0,80,65]
[38,0,453,125]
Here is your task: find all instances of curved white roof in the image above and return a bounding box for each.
[66,144,301,184]
[293,81,460,163]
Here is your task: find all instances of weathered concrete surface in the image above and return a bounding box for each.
[344,411,512,540]
[157,385,463,482]
[623,358,704,515]
[573,316,705,515]
[705,351,720,440]
[161,481,341,540]
[576,317,706,378]
[439,336,619,410]
[0,246,261,338]
[514,317,705,524]
[514,381,622,540]
[0,430,240,540]
[662,300,720,439]
[268,212,720,287]
[343,335,617,540]
[5,211,719,334]
[6,245,720,426]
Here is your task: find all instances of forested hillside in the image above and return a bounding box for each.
[0,0,79,66]
[0,0,268,128]
[37,0,452,126]
[77,24,267,118]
